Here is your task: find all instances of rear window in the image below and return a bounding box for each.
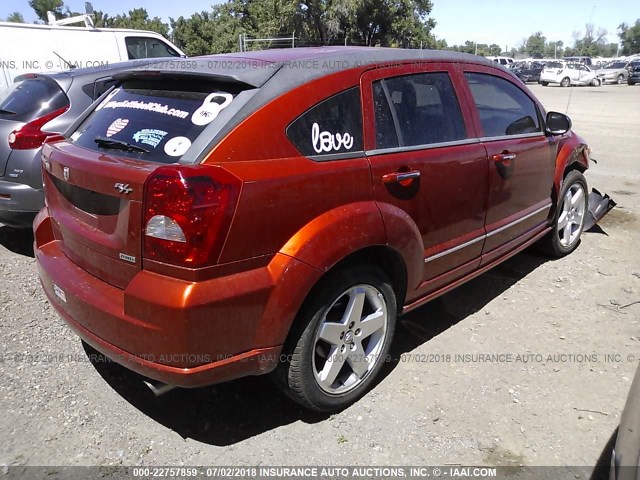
[0,77,68,122]
[71,81,239,163]
[545,62,564,69]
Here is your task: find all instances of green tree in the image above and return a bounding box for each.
[171,7,247,56]
[619,20,640,55]
[572,23,608,56]
[95,8,169,37]
[525,32,546,58]
[432,38,448,50]
[4,12,25,22]
[544,40,563,58]
[488,43,501,55]
[29,0,64,22]
[172,0,436,54]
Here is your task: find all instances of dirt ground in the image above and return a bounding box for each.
[0,83,638,474]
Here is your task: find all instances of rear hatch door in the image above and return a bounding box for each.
[42,76,249,288]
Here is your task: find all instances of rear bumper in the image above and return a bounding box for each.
[0,180,43,227]
[34,210,286,388]
[539,74,560,84]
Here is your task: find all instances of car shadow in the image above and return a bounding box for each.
[590,427,617,480]
[84,249,552,446]
[377,250,548,386]
[0,226,34,258]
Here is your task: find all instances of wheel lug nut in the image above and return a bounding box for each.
[340,332,344,339]
[348,322,354,328]
[355,329,361,335]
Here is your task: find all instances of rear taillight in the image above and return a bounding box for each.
[8,106,69,150]
[143,165,241,267]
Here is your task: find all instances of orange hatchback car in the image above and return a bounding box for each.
[36,48,594,411]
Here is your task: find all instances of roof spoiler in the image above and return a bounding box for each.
[112,70,261,89]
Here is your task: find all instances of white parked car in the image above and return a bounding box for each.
[539,62,601,87]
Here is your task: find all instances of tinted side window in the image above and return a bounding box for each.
[375,72,466,148]
[94,78,118,100]
[125,37,180,59]
[372,81,399,149]
[0,77,68,122]
[286,87,363,158]
[464,73,541,137]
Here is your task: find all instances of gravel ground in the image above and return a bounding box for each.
[0,83,638,474]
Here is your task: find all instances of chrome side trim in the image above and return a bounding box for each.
[424,235,485,263]
[423,203,551,263]
[479,132,544,142]
[307,151,366,162]
[486,203,551,238]
[366,138,480,157]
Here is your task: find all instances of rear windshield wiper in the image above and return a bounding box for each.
[94,136,149,153]
[0,108,16,115]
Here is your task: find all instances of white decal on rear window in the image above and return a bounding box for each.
[132,129,167,148]
[164,136,191,157]
[102,100,189,119]
[106,118,129,137]
[311,122,354,154]
[191,93,233,126]
[70,131,82,142]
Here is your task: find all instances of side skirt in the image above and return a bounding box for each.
[402,224,551,314]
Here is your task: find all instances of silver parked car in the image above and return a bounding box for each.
[596,61,630,84]
[0,61,168,228]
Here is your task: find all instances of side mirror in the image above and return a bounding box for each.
[546,111,572,135]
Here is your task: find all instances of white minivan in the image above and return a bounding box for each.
[0,22,185,91]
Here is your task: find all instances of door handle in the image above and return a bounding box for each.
[492,153,517,162]
[382,170,421,184]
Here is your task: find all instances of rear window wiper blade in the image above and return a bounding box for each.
[0,108,16,115]
[94,135,149,153]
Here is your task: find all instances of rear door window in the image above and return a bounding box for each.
[71,81,239,163]
[373,72,467,148]
[464,72,541,138]
[0,77,68,122]
[286,87,363,159]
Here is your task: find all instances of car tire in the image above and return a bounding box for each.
[272,266,397,412]
[537,170,588,258]
[617,74,624,84]
[628,80,635,86]
[540,81,549,86]
[560,77,571,87]
[591,78,601,86]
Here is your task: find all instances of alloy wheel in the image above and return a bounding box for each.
[312,284,388,395]
[557,183,586,248]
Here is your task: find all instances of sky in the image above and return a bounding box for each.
[1,0,639,50]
